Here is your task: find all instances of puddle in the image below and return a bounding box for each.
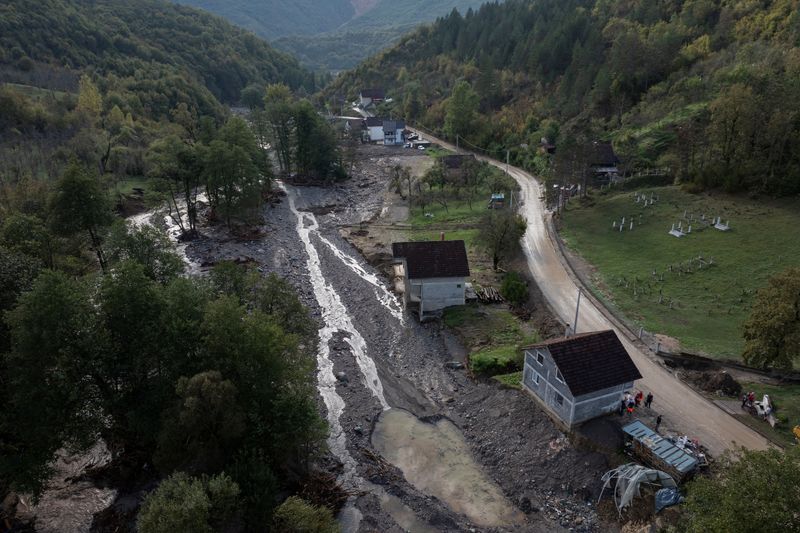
[372,409,526,528]
[372,484,439,533]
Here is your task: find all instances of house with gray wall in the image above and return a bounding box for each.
[522,330,641,428]
[392,240,469,321]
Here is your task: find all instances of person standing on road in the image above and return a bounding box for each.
[645,392,653,408]
[655,415,663,432]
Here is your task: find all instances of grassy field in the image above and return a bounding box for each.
[736,381,800,447]
[443,305,539,375]
[560,186,800,358]
[493,371,523,389]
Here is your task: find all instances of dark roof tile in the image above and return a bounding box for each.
[528,330,641,396]
[392,240,470,279]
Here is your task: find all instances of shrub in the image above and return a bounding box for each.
[470,345,522,376]
[501,271,528,306]
[272,496,339,533]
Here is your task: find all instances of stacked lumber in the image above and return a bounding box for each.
[478,286,504,303]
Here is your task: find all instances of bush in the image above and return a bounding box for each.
[137,472,241,533]
[470,345,522,376]
[272,496,339,533]
[501,272,528,306]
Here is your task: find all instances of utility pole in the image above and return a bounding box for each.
[505,149,510,175]
[572,287,582,336]
[509,189,514,209]
[456,134,459,153]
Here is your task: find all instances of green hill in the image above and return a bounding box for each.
[0,0,315,200]
[327,0,800,195]
[0,0,315,110]
[175,0,492,70]
[173,0,355,39]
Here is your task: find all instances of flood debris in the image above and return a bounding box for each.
[598,463,677,514]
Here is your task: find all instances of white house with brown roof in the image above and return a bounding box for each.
[392,240,470,320]
[359,88,385,108]
[522,330,642,428]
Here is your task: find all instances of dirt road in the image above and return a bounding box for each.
[412,128,771,456]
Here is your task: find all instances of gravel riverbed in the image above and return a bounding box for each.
[182,145,612,532]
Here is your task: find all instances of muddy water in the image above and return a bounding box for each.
[373,409,526,528]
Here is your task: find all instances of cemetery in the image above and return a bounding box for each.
[558,186,800,360]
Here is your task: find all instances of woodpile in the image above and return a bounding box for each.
[477,286,504,303]
[300,470,354,513]
[361,447,401,485]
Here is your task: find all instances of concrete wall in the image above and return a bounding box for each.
[413,277,466,313]
[523,349,574,424]
[572,382,633,425]
[367,125,383,142]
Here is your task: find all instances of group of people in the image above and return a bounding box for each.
[620,390,654,413]
[740,390,756,408]
[618,390,663,431]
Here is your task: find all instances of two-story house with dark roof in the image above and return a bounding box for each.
[392,240,470,320]
[522,330,642,428]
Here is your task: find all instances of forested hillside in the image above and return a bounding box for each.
[174,0,355,39]
[0,0,315,108]
[275,0,491,70]
[328,0,800,194]
[176,0,490,71]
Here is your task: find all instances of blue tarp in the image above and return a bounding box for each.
[655,487,683,513]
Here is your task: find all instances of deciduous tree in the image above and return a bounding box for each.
[49,162,113,272]
[478,209,527,270]
[682,446,800,533]
[742,267,800,369]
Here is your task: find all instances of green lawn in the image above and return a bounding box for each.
[443,305,539,375]
[493,371,522,390]
[560,186,800,358]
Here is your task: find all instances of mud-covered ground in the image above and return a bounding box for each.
[179,144,618,532]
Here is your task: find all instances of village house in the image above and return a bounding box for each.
[364,117,406,145]
[359,88,385,108]
[589,140,621,184]
[383,119,405,145]
[522,330,642,428]
[365,117,384,142]
[392,240,470,320]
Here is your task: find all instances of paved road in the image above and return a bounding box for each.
[411,128,771,456]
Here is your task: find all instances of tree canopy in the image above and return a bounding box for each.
[742,267,800,369]
[683,446,800,533]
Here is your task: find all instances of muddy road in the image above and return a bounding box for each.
[182,145,611,532]
[411,129,771,456]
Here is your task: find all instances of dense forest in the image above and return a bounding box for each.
[176,0,490,71]
[327,0,800,194]
[174,0,356,39]
[276,0,490,71]
[0,0,344,530]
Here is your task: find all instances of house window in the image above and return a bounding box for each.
[533,372,540,384]
[555,369,564,383]
[555,392,564,406]
[536,352,544,365]
[456,284,461,288]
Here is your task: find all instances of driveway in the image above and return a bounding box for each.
[411,128,771,456]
